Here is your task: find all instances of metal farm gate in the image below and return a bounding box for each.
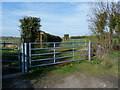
[1,41,92,73]
[0,43,21,70]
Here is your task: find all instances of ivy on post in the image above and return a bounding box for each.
[40,31,44,48]
[64,34,69,42]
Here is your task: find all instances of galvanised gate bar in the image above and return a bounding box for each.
[1,41,92,73]
[0,43,21,69]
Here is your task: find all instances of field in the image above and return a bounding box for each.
[0,37,87,43]
[0,37,20,43]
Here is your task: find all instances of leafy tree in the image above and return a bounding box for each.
[109,2,120,35]
[19,16,41,43]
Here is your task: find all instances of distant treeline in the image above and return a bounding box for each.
[0,32,62,43]
[0,37,20,40]
[70,36,93,39]
[70,35,118,39]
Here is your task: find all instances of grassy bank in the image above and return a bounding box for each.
[22,50,118,80]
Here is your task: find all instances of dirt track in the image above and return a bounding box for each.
[2,71,118,88]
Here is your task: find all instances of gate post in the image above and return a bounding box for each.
[29,43,31,67]
[24,43,28,73]
[21,43,25,73]
[88,41,91,61]
[21,43,29,73]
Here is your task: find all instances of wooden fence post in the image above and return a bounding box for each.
[3,42,5,47]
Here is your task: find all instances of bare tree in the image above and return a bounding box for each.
[88,1,119,59]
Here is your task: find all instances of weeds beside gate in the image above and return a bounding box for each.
[1,41,92,73]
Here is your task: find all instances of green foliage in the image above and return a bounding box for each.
[95,12,107,34]
[70,36,87,39]
[19,16,41,43]
[89,2,119,35]
[91,59,103,64]
[46,33,62,42]
[19,16,62,44]
[109,3,120,34]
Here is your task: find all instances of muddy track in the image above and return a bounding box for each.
[2,72,118,88]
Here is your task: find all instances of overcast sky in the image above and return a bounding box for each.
[2,2,92,37]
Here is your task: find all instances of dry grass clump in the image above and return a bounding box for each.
[100,55,114,69]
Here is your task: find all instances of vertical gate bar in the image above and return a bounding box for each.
[53,43,56,63]
[88,41,91,61]
[21,43,25,73]
[73,43,75,60]
[24,43,28,73]
[29,43,31,67]
[18,43,21,68]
